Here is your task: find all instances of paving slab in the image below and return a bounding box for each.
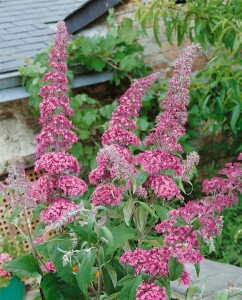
[171,259,242,299]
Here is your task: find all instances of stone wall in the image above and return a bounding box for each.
[0,99,36,176]
[114,1,208,77]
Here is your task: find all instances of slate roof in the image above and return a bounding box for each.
[0,0,89,74]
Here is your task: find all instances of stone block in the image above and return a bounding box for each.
[0,100,36,176]
[171,259,242,300]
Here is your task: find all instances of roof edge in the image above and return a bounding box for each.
[0,71,113,104]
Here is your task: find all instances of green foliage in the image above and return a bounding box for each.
[189,54,242,157]
[208,195,242,266]
[137,0,242,56]
[47,237,78,287]
[68,94,118,177]
[3,255,41,278]
[41,273,84,300]
[168,256,184,281]
[0,236,26,259]
[76,249,97,298]
[137,0,242,160]
[119,274,144,300]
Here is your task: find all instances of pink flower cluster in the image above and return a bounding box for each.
[120,247,169,277]
[91,183,123,207]
[34,21,87,224]
[149,175,182,200]
[136,45,201,201]
[136,149,182,176]
[41,198,78,225]
[45,261,56,272]
[33,235,45,245]
[155,220,203,265]
[120,246,192,286]
[156,154,241,242]
[90,73,159,206]
[0,253,12,278]
[136,283,167,300]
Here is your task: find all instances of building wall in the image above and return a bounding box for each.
[114,1,208,77]
[0,99,36,176]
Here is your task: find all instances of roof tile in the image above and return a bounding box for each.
[0,0,88,73]
[16,42,47,52]
[6,25,36,34]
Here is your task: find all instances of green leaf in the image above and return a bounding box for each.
[120,53,142,72]
[118,18,137,45]
[100,101,118,119]
[139,11,149,36]
[137,201,158,219]
[230,104,241,133]
[103,264,117,287]
[194,263,200,277]
[107,208,123,219]
[154,205,169,221]
[32,204,48,219]
[173,218,188,227]
[135,171,149,187]
[82,109,98,126]
[174,177,186,194]
[119,274,143,300]
[165,20,173,45]
[67,224,98,243]
[123,198,134,226]
[153,11,161,47]
[137,117,150,131]
[76,249,97,298]
[9,205,22,222]
[41,273,83,300]
[4,255,40,278]
[110,224,136,248]
[168,256,183,281]
[135,205,147,232]
[155,279,171,300]
[69,142,83,160]
[215,289,229,300]
[100,226,116,256]
[47,238,77,287]
[0,193,4,204]
[102,292,121,300]
[185,286,203,300]
[177,26,183,47]
[117,274,135,287]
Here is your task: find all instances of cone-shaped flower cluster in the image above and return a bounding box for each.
[89,73,159,206]
[33,21,87,224]
[136,44,201,201]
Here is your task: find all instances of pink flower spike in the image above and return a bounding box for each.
[33,20,87,209]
